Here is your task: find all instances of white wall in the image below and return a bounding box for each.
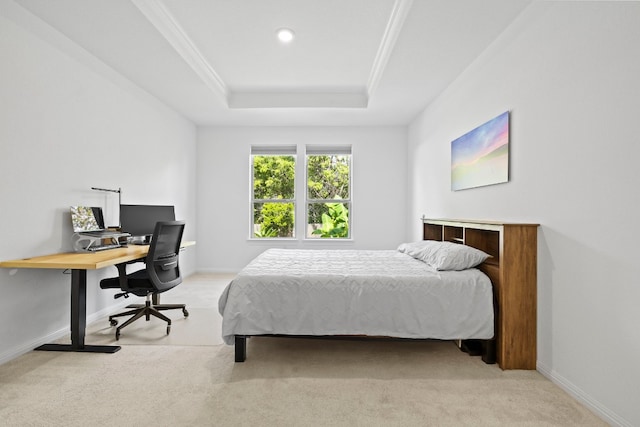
[407,2,640,426]
[0,13,197,362]
[197,126,407,271]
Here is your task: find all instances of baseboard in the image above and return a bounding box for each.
[0,326,68,365]
[0,299,130,366]
[537,361,631,427]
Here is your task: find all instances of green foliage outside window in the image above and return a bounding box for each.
[307,155,350,199]
[254,202,294,238]
[307,155,350,226]
[252,153,351,239]
[253,155,295,200]
[311,202,349,238]
[253,155,295,238]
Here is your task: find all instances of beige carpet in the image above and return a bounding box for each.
[83,272,231,346]
[0,273,606,427]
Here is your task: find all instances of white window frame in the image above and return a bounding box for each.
[249,144,353,241]
[249,145,297,240]
[304,145,353,240]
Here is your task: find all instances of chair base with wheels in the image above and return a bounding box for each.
[107,292,189,340]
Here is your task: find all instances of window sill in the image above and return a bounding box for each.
[303,238,354,243]
[247,237,297,243]
[247,238,354,243]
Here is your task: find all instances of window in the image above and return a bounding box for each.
[251,146,296,238]
[250,144,352,239]
[306,146,352,239]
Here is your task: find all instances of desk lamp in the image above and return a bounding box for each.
[91,186,121,228]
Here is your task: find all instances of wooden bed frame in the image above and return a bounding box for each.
[422,219,539,370]
[233,218,538,370]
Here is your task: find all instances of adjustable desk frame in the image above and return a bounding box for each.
[0,242,194,353]
[42,269,121,353]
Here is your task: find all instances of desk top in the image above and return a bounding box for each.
[0,241,195,270]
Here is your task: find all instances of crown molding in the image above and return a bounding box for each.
[367,0,414,98]
[131,0,228,101]
[133,0,412,109]
[1,0,182,117]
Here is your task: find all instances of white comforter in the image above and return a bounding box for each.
[218,249,494,345]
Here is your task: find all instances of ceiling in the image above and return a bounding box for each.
[6,0,533,126]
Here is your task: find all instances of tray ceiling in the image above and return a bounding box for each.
[5,0,532,126]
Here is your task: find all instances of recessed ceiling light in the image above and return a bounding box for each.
[276,28,295,43]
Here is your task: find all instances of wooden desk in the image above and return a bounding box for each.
[0,242,195,353]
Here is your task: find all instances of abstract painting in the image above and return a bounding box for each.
[451,111,509,191]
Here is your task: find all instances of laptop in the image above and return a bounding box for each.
[70,206,128,237]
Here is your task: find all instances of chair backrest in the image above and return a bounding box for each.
[145,220,185,293]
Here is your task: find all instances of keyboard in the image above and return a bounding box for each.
[80,230,129,237]
[87,244,122,252]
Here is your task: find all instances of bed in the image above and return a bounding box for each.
[218,242,496,363]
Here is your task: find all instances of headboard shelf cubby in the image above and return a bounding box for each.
[422,218,539,370]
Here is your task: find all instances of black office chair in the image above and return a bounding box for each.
[100,220,188,340]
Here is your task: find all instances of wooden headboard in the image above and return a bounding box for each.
[422,218,539,370]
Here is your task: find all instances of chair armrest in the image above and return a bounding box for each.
[115,263,129,291]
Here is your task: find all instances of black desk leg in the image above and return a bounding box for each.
[35,269,120,353]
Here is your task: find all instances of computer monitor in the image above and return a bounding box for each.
[119,204,176,243]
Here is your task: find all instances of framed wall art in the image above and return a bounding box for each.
[451,111,510,191]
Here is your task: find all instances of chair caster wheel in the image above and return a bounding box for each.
[166,325,171,335]
[183,308,189,317]
[115,330,121,340]
[110,319,118,326]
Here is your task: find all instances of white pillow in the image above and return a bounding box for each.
[397,240,490,271]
